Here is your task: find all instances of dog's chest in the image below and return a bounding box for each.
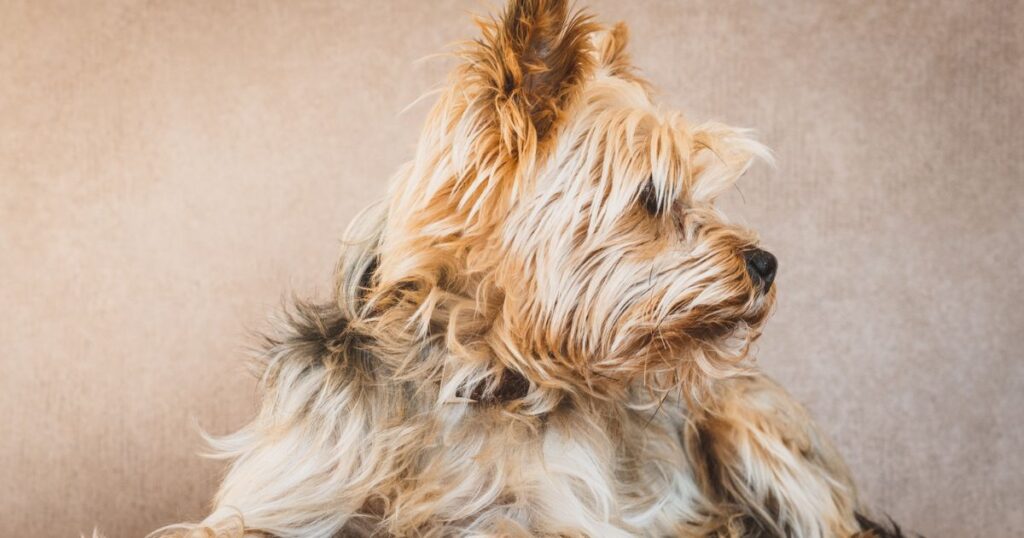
[412,404,706,536]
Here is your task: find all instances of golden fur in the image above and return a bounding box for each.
[149,1,897,536]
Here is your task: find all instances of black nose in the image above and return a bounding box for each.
[744,248,777,288]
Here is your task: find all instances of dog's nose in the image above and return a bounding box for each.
[744,248,777,288]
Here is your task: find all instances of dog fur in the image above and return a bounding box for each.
[150,1,902,536]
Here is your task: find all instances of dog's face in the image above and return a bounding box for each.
[496,80,776,392]
[376,0,776,399]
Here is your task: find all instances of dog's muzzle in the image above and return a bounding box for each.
[744,248,777,289]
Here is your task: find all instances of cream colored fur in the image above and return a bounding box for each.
[148,2,893,537]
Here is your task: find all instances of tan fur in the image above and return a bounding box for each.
[148,2,889,537]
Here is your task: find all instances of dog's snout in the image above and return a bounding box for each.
[744,248,777,288]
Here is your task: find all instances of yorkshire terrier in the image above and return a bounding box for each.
[153,1,903,536]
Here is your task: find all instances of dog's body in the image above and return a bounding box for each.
[191,305,863,538]
[155,2,900,536]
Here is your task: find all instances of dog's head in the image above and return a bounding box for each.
[367,0,775,403]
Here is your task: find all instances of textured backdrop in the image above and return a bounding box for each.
[2,1,1022,536]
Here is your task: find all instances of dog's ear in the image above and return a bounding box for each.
[688,124,773,202]
[595,22,633,77]
[468,0,598,162]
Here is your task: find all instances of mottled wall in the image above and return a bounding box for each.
[2,1,1021,536]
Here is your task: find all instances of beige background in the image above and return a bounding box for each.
[2,1,1022,536]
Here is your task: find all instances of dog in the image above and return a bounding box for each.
[151,1,904,536]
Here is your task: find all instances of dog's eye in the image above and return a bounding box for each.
[639,177,662,216]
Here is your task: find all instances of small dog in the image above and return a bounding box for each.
[154,1,903,536]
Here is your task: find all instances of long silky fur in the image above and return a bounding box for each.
[147,1,902,537]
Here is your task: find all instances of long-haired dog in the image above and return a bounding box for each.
[153,1,904,536]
